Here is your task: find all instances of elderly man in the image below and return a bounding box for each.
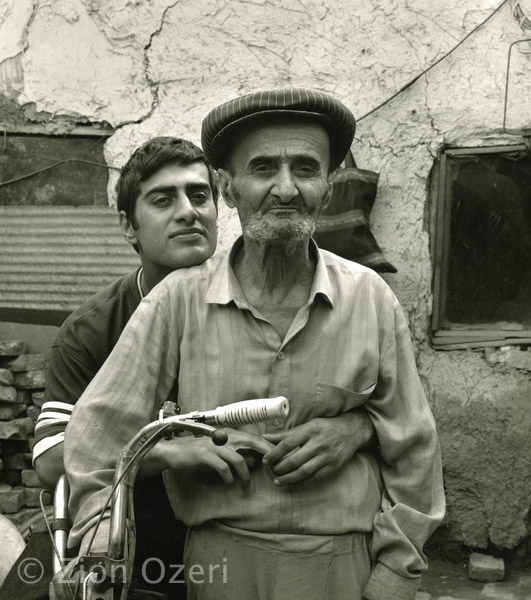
[63,89,444,600]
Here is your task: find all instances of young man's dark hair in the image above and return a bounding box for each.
[116,136,219,226]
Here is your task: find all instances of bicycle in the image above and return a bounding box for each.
[50,396,289,600]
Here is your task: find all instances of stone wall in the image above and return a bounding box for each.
[1,0,531,554]
[0,340,50,526]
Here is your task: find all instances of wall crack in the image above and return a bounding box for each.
[112,0,180,131]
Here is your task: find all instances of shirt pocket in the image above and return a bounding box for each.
[315,381,376,417]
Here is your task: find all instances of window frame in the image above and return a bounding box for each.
[0,128,112,207]
[431,142,531,349]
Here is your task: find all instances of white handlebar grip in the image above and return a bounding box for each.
[206,396,289,426]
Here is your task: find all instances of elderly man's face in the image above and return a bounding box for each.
[219,120,332,245]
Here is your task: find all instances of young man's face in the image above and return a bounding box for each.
[122,160,217,279]
[219,120,332,245]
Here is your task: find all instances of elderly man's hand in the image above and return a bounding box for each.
[144,428,274,491]
[261,409,375,486]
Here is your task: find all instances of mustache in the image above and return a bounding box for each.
[261,199,305,211]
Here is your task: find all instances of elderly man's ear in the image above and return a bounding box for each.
[217,168,235,209]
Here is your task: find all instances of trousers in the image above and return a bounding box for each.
[184,521,371,600]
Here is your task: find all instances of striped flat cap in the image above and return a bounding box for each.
[201,88,356,170]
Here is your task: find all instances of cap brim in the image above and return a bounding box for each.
[209,110,348,170]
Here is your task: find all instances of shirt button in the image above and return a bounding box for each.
[273,418,281,427]
[277,352,285,360]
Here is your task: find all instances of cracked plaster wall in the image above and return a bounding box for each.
[1,0,531,552]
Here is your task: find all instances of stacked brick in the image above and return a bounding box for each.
[0,340,51,519]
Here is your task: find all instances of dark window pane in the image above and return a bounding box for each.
[0,135,109,206]
[446,153,531,328]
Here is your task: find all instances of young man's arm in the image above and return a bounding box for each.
[33,340,95,489]
[33,443,65,490]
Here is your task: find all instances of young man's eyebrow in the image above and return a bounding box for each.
[144,182,211,197]
[185,182,212,193]
[144,185,177,197]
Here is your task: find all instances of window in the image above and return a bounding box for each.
[432,144,531,349]
[0,133,109,206]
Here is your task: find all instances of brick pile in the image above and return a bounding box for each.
[0,340,51,520]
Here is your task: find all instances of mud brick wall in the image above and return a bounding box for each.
[0,340,51,522]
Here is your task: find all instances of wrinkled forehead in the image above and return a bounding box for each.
[227,115,331,169]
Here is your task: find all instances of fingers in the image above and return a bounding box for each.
[262,426,312,466]
[267,444,313,476]
[236,448,261,470]
[226,449,252,491]
[195,444,252,491]
[193,436,257,491]
[200,449,237,487]
[215,430,276,490]
[225,429,276,455]
[261,420,349,486]
[272,455,331,486]
[262,432,287,443]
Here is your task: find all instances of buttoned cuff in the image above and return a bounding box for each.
[363,562,420,600]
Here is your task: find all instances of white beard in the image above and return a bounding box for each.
[226,183,330,253]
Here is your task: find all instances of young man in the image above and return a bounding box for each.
[33,137,219,598]
[61,89,444,600]
[33,137,219,486]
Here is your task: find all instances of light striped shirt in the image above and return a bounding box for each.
[65,238,444,598]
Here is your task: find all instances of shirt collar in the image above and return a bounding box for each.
[205,237,247,306]
[308,239,334,308]
[205,236,334,309]
[136,267,145,299]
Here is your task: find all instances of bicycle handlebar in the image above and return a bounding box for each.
[168,395,289,426]
[108,396,289,559]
